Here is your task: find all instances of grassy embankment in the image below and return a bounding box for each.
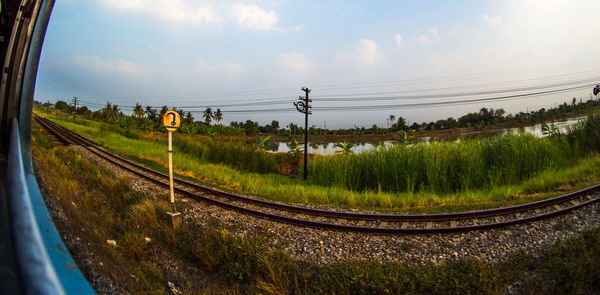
[32,123,600,294]
[308,114,600,194]
[36,108,600,213]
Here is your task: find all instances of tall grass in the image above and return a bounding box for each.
[32,131,600,294]
[306,113,600,194]
[34,110,600,212]
[46,112,278,174]
[172,135,278,174]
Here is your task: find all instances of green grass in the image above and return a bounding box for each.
[306,115,600,195]
[32,131,600,294]
[35,109,600,213]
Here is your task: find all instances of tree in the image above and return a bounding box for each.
[410,122,420,131]
[159,105,169,118]
[184,112,194,124]
[213,108,223,124]
[99,102,120,120]
[594,84,599,100]
[371,124,379,134]
[243,120,259,136]
[445,117,458,129]
[203,107,213,125]
[173,107,184,118]
[132,102,144,121]
[389,114,395,129]
[145,106,157,121]
[54,100,70,112]
[395,117,407,131]
[76,106,91,117]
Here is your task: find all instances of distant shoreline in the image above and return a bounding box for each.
[215,106,598,143]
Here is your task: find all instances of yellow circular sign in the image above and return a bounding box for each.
[162,110,181,131]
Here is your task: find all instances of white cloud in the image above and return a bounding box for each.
[337,39,380,65]
[104,0,220,25]
[481,14,502,26]
[358,39,378,64]
[231,4,277,31]
[72,55,144,75]
[276,52,315,74]
[395,34,403,48]
[415,28,439,44]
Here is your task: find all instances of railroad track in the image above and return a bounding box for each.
[33,114,600,234]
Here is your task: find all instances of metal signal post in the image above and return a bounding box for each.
[294,87,311,180]
[162,110,182,228]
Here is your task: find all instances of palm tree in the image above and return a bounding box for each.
[159,105,169,117]
[132,103,144,123]
[594,84,599,100]
[184,112,194,124]
[145,105,157,121]
[203,107,213,124]
[214,108,223,124]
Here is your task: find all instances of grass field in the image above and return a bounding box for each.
[35,108,600,213]
[31,123,600,294]
[306,115,600,194]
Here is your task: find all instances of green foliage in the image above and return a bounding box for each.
[542,122,560,136]
[257,135,272,151]
[334,140,354,155]
[392,130,415,145]
[173,135,278,174]
[307,113,600,194]
[31,130,600,294]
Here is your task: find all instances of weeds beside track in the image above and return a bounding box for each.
[35,114,600,234]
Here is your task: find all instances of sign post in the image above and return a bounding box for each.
[162,110,181,228]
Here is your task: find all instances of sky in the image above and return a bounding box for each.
[35,0,600,129]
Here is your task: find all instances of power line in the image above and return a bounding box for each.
[69,66,600,102]
[196,83,594,113]
[313,78,599,101]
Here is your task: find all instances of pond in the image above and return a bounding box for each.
[265,116,586,155]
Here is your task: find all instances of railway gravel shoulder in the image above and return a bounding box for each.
[70,144,600,265]
[34,115,600,265]
[34,115,600,233]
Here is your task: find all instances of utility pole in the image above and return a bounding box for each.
[294,87,311,180]
[72,96,78,119]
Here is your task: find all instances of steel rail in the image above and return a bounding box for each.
[33,115,600,233]
[34,114,600,221]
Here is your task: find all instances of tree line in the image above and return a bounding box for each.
[37,86,600,137]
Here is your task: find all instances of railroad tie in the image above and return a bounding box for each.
[426,221,434,229]
[450,220,457,228]
[400,222,409,229]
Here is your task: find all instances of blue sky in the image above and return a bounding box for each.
[35,0,600,128]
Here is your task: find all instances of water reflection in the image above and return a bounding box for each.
[265,117,585,155]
